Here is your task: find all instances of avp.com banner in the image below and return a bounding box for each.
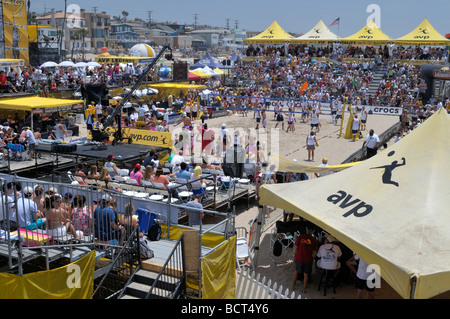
[88,128,173,148]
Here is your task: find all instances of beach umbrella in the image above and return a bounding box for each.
[74,62,88,67]
[87,61,101,67]
[59,61,75,67]
[40,61,58,68]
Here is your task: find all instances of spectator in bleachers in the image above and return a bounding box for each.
[93,194,125,245]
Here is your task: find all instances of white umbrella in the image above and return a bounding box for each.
[74,62,88,67]
[59,61,75,67]
[40,61,58,68]
[87,61,101,67]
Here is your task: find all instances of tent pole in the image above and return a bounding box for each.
[252,205,265,266]
[409,276,417,299]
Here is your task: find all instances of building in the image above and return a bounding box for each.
[187,28,246,51]
[110,22,141,49]
[36,9,91,57]
[80,9,112,51]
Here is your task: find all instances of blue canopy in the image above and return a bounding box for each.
[189,52,226,70]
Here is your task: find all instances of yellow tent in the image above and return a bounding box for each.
[0,96,83,112]
[243,20,294,44]
[340,20,394,45]
[291,20,341,44]
[260,108,450,299]
[395,18,450,46]
[192,70,211,78]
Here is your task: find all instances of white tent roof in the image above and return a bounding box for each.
[260,108,450,299]
[291,20,340,44]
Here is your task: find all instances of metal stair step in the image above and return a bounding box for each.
[125,281,174,299]
[134,269,180,291]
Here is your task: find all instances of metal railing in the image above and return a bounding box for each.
[90,226,141,299]
[143,233,186,299]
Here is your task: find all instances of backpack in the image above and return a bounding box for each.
[273,240,282,257]
[147,223,161,241]
[139,238,154,260]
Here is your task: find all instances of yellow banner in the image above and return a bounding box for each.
[88,127,173,148]
[201,236,236,299]
[2,0,29,65]
[0,251,95,299]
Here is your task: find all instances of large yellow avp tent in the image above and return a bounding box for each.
[0,96,83,112]
[395,18,450,46]
[243,20,294,44]
[260,107,450,299]
[291,20,341,44]
[340,20,394,45]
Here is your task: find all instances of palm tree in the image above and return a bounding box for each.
[122,11,129,22]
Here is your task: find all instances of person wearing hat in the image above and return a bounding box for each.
[129,163,144,185]
[315,157,331,178]
[17,186,45,230]
[104,154,121,177]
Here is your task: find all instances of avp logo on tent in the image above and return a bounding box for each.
[414,28,430,39]
[370,151,406,187]
[327,151,406,218]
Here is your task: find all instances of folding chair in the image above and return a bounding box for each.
[235,226,253,270]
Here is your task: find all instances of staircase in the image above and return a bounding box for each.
[120,268,184,299]
[366,66,387,96]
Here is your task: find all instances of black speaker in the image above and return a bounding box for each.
[223,146,245,178]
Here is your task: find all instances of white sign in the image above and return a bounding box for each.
[369,106,402,116]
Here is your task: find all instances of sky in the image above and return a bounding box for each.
[29,0,450,38]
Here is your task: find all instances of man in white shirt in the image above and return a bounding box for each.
[362,129,380,159]
[24,127,37,160]
[315,157,332,178]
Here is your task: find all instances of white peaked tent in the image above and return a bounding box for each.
[291,20,341,44]
[260,108,450,299]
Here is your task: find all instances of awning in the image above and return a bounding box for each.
[395,19,450,46]
[340,20,394,45]
[0,59,24,67]
[243,20,294,44]
[260,108,450,299]
[0,96,84,112]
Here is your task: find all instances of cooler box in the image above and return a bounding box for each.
[11,228,53,247]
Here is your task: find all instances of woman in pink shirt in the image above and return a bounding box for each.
[129,164,143,185]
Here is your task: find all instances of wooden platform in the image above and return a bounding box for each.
[0,153,75,175]
[141,237,212,274]
[203,181,254,210]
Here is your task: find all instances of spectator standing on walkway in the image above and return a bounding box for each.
[362,129,380,159]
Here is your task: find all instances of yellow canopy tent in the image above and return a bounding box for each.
[260,108,450,299]
[395,18,450,46]
[243,20,294,44]
[340,20,394,45]
[148,82,206,101]
[192,70,211,78]
[0,96,84,129]
[291,20,341,44]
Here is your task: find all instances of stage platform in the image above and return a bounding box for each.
[41,141,170,168]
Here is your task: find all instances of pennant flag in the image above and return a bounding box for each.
[299,82,309,91]
[329,17,340,26]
